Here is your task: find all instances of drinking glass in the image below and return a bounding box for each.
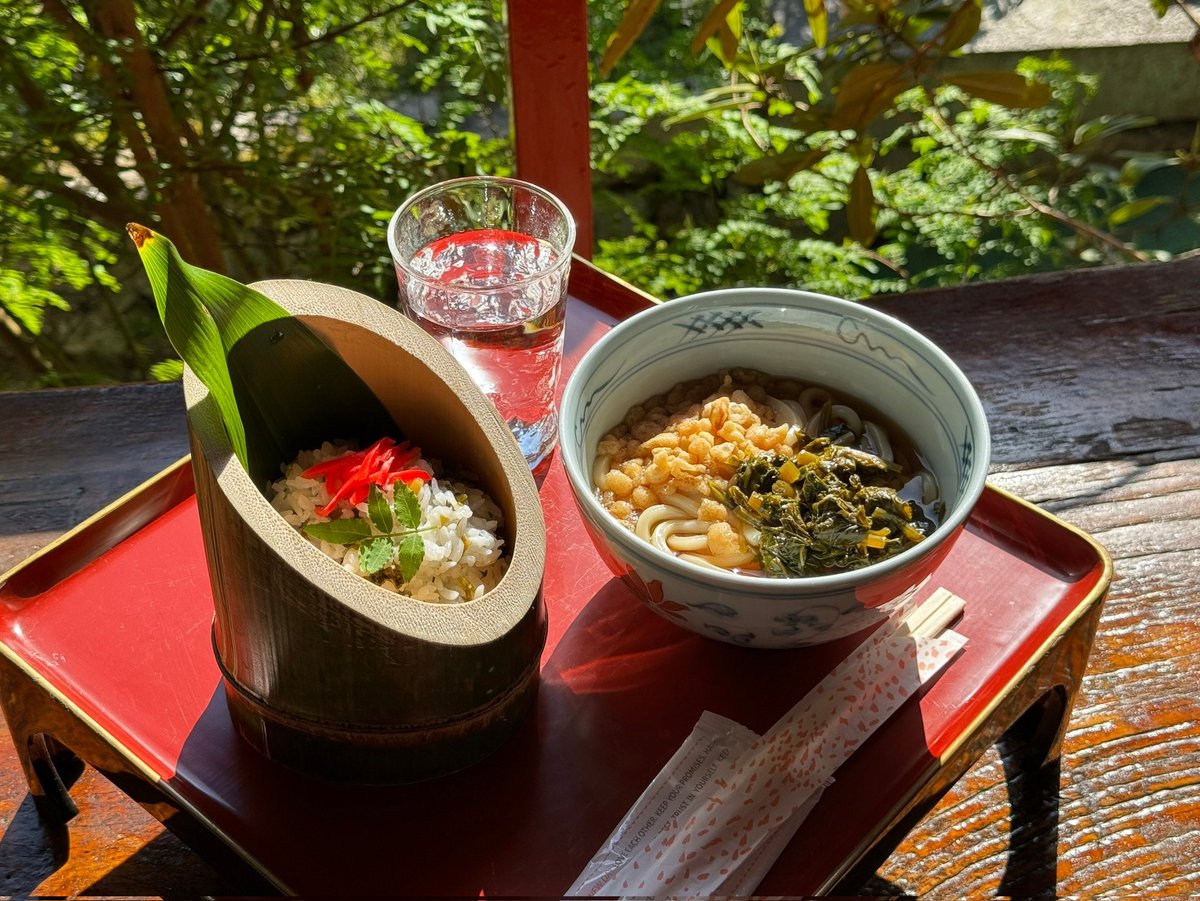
[388,176,576,471]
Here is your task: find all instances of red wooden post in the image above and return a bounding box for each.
[506,0,594,258]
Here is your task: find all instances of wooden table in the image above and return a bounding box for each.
[1,258,1197,897]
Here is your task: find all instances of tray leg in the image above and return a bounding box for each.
[0,650,279,892]
[1,657,83,823]
[27,733,84,822]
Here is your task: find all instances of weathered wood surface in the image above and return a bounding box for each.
[1,257,1199,896]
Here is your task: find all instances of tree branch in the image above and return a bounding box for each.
[41,0,200,255]
[199,0,418,67]
[156,0,216,50]
[89,0,227,271]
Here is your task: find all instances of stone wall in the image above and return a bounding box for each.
[965,0,1200,123]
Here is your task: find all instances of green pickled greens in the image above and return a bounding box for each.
[711,438,937,577]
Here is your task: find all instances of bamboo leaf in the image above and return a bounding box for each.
[938,0,981,52]
[945,71,1051,108]
[303,518,374,545]
[397,532,425,583]
[359,537,395,575]
[127,223,264,466]
[393,483,423,530]
[691,0,740,57]
[847,165,876,246]
[368,483,393,534]
[127,224,397,486]
[600,0,663,76]
[804,0,828,48]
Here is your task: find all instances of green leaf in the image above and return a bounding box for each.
[600,0,663,76]
[359,537,395,575]
[690,0,740,57]
[847,164,876,246]
[1118,152,1181,189]
[368,483,393,534]
[945,71,1051,108]
[393,483,423,530]
[804,0,828,48]
[396,532,425,583]
[302,518,374,545]
[1107,196,1171,227]
[663,96,755,127]
[982,126,1058,149]
[938,0,981,52]
[149,359,184,382]
[0,272,70,335]
[1072,114,1157,148]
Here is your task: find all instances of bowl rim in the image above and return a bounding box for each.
[558,286,992,595]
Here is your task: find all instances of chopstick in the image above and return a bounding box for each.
[898,586,966,640]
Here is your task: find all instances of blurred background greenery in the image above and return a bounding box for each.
[1,0,1197,389]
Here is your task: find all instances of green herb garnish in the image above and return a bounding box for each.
[303,483,427,582]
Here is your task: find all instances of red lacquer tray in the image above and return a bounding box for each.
[0,285,1111,896]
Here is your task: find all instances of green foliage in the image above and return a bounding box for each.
[1,0,1196,389]
[0,0,508,388]
[589,1,1199,300]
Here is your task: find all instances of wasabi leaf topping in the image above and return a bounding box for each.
[302,518,374,545]
[359,536,396,575]
[393,483,423,530]
[396,533,425,583]
[368,483,394,534]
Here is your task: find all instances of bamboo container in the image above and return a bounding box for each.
[184,279,546,783]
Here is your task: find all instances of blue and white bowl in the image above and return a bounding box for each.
[558,288,990,649]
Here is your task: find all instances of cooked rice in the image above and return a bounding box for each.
[269,441,507,603]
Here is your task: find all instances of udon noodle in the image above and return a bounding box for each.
[592,369,941,577]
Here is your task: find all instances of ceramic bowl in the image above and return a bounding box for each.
[558,287,990,649]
